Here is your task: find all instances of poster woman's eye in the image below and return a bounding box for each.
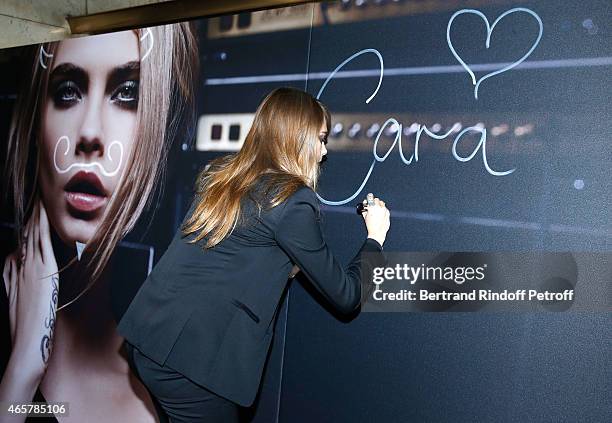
[53,81,82,107]
[111,80,139,109]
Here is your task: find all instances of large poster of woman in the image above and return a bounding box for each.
[1,24,198,422]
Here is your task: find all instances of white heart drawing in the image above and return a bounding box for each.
[446,7,543,99]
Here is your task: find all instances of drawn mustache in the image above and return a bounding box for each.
[53,135,124,177]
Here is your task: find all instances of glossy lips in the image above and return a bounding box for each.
[64,170,108,214]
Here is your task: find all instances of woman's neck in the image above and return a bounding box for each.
[51,247,125,371]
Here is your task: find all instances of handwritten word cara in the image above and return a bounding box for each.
[314,7,543,206]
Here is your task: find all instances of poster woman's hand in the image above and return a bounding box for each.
[0,200,58,410]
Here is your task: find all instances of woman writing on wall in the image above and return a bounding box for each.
[1,24,197,422]
[118,87,391,422]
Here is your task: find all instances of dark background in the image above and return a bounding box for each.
[1,1,610,422]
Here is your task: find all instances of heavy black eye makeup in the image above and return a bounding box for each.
[107,61,140,110]
[110,80,139,109]
[54,81,82,105]
[48,61,140,110]
[49,63,87,108]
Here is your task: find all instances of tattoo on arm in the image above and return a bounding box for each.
[40,276,59,363]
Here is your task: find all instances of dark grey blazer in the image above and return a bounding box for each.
[117,177,387,407]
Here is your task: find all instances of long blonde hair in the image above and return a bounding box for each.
[182,87,331,249]
[4,23,198,308]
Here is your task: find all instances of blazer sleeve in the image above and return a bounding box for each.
[274,187,388,314]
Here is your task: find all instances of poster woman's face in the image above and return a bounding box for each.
[39,31,140,245]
